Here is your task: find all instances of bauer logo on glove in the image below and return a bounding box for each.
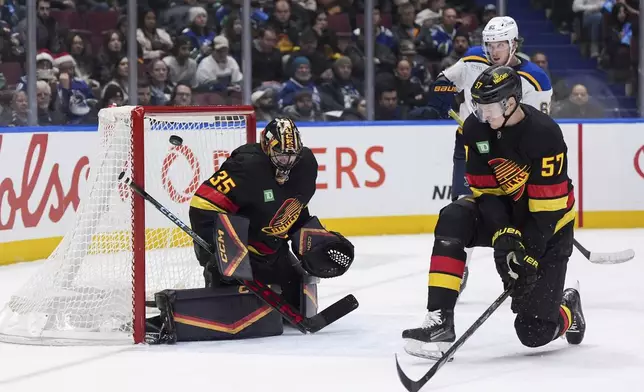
[291,216,355,278]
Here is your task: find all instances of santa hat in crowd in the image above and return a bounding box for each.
[53,52,76,67]
[36,49,54,65]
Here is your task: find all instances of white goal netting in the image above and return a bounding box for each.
[0,106,252,345]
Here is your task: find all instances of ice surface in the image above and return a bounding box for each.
[0,229,642,392]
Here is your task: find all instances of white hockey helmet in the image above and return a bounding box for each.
[482,16,520,65]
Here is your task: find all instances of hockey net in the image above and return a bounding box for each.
[0,105,256,345]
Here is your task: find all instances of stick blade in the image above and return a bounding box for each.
[305,294,359,333]
[395,354,419,392]
[589,249,635,264]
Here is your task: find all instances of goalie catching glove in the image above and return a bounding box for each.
[291,216,354,278]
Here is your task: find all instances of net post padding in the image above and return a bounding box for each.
[0,105,254,345]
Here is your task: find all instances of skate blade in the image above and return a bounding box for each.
[403,339,454,362]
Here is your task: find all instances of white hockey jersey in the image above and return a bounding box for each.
[442,46,553,121]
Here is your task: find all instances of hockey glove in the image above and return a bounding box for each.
[492,227,539,298]
[427,76,457,118]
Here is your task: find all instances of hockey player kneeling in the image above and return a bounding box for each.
[401,66,586,360]
[147,118,354,344]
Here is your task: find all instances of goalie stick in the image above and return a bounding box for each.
[118,172,359,334]
[395,287,513,392]
[447,109,634,265]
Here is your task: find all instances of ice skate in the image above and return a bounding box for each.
[402,309,455,360]
[562,287,586,345]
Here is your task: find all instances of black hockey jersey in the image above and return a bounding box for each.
[189,143,318,256]
[462,104,576,258]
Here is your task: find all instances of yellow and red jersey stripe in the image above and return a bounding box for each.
[190,183,240,213]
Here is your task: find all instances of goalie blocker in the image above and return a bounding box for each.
[145,215,354,344]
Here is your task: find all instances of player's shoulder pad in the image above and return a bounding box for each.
[292,147,318,177]
[461,46,490,65]
[221,143,266,175]
[523,106,564,155]
[461,113,484,144]
[516,60,552,92]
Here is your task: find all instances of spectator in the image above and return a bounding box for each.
[352,8,397,51]
[137,81,152,105]
[376,86,405,120]
[440,30,469,70]
[148,59,174,105]
[163,35,198,87]
[339,97,367,121]
[182,6,216,62]
[66,33,94,84]
[415,0,445,27]
[398,40,433,87]
[222,11,243,64]
[283,89,325,121]
[16,0,61,52]
[99,84,125,109]
[251,26,284,89]
[286,28,332,82]
[346,27,397,78]
[137,8,174,61]
[93,31,125,86]
[278,56,321,108]
[417,7,459,62]
[251,88,281,122]
[0,20,24,63]
[311,10,339,59]
[36,80,64,125]
[270,0,300,53]
[470,4,497,46]
[573,0,604,58]
[552,84,604,118]
[17,49,54,91]
[394,59,426,109]
[195,35,243,92]
[102,56,130,102]
[0,89,28,126]
[319,56,362,111]
[171,83,193,106]
[531,51,569,102]
[602,2,633,80]
[161,0,201,36]
[392,3,421,42]
[54,52,93,124]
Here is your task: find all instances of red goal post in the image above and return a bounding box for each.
[130,105,256,343]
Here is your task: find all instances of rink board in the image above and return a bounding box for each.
[0,119,643,264]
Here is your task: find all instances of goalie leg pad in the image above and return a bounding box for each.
[291,216,355,278]
[209,214,254,282]
[147,286,284,343]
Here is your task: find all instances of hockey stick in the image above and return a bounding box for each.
[447,109,634,265]
[395,287,513,392]
[118,172,359,334]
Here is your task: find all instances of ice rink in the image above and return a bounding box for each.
[0,229,642,392]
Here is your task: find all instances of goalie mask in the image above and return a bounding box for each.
[261,118,303,185]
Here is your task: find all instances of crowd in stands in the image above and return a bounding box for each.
[0,0,637,126]
[537,0,640,118]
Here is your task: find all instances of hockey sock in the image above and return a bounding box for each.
[556,305,573,337]
[427,239,467,311]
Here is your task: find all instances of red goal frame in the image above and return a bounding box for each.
[129,105,256,343]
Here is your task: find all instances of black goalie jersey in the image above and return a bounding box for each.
[462,104,576,258]
[189,143,318,259]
